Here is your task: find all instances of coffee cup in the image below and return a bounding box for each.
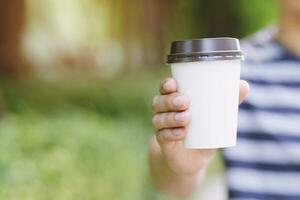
[167,38,243,149]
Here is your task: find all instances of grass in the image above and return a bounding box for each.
[0,111,151,200]
[0,70,222,200]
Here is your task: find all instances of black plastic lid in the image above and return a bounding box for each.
[167,37,243,63]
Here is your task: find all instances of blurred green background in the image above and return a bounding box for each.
[0,0,277,199]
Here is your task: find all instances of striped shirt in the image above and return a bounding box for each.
[222,27,300,200]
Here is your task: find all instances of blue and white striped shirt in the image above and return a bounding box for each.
[223,27,300,200]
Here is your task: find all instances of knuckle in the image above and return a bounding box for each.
[171,93,188,110]
[169,93,177,105]
[160,78,169,89]
[173,128,186,138]
[163,95,173,108]
[152,95,159,111]
[153,114,166,130]
[152,115,159,128]
[167,113,176,125]
[173,111,191,126]
[157,128,187,144]
[177,119,187,126]
[157,129,172,141]
[179,111,191,126]
[160,78,168,86]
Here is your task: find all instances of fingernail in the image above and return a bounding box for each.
[173,96,186,108]
[163,80,172,90]
[172,129,182,136]
[174,112,186,122]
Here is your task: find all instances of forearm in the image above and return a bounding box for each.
[148,138,207,198]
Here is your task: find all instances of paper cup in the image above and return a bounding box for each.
[167,38,243,149]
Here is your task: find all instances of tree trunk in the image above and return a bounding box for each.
[0,0,26,76]
[139,0,173,66]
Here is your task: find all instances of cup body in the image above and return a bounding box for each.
[171,59,241,149]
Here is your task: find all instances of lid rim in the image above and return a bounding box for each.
[171,37,239,43]
[167,53,244,64]
[169,50,242,56]
[168,37,243,63]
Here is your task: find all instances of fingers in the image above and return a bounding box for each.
[159,78,177,95]
[152,111,191,131]
[153,78,189,145]
[239,80,250,104]
[152,78,249,146]
[152,93,189,114]
[156,128,186,144]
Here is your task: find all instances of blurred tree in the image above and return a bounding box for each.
[138,0,173,66]
[94,0,276,69]
[16,0,277,74]
[0,0,27,76]
[197,0,241,37]
[107,0,173,67]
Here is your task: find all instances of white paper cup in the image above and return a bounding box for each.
[167,38,243,149]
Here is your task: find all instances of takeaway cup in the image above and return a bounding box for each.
[167,38,243,149]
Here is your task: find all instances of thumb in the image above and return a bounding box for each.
[239,80,249,104]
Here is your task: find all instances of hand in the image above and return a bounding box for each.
[151,78,249,175]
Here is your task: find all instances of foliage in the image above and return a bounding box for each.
[0,71,170,200]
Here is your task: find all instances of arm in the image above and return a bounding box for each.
[149,78,249,198]
[149,137,212,198]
